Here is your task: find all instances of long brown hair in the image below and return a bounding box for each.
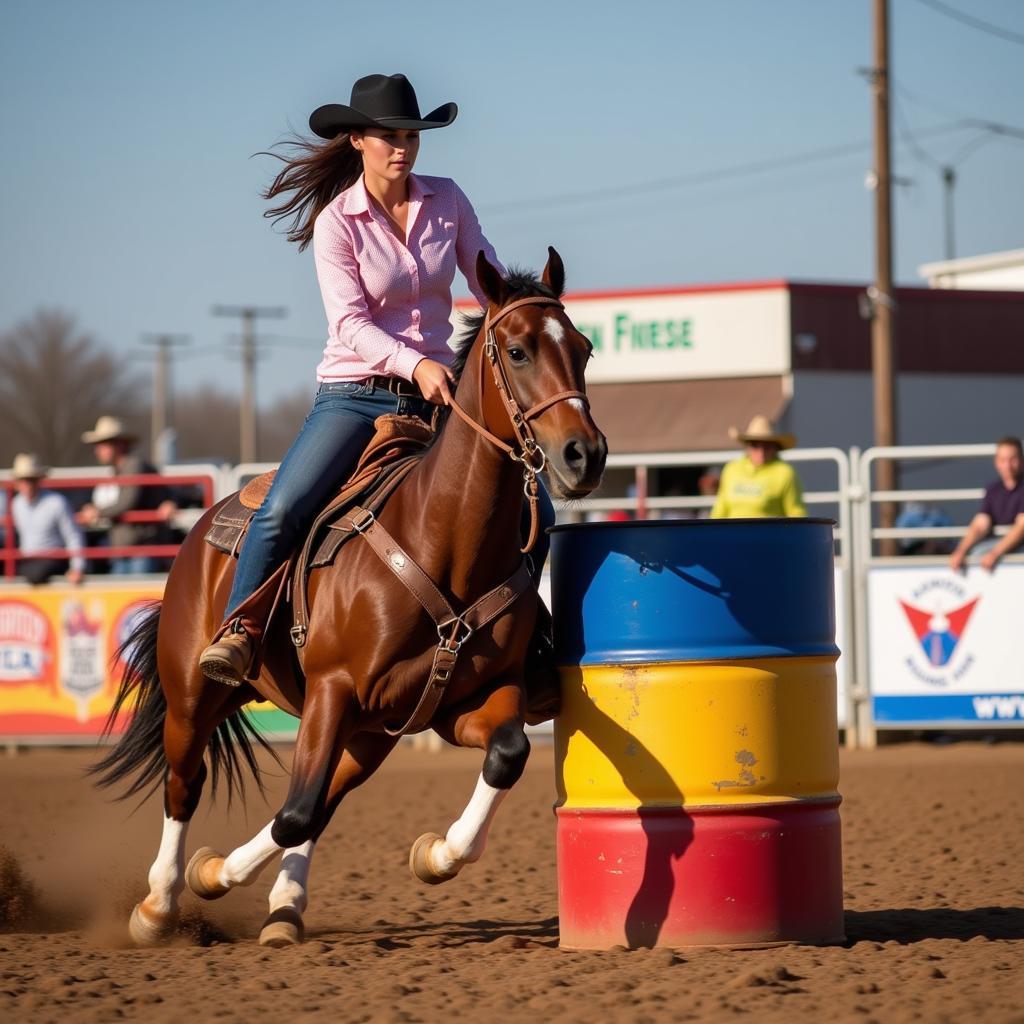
[261,132,362,250]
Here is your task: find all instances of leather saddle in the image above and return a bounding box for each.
[205,414,433,568]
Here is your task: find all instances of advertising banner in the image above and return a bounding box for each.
[455,285,792,385]
[867,564,1024,724]
[0,582,163,739]
[0,582,298,743]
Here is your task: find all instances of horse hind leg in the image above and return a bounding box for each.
[411,685,530,885]
[256,731,399,948]
[187,679,359,945]
[130,685,250,944]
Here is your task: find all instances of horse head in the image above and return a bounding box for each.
[471,247,607,500]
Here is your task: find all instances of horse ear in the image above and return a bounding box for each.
[541,246,565,297]
[476,251,508,307]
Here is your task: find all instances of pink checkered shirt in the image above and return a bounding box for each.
[313,173,503,383]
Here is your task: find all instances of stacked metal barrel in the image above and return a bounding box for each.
[551,519,844,949]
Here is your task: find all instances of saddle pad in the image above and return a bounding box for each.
[206,414,433,559]
[237,413,434,510]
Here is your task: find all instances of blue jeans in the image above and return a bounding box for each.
[225,381,555,615]
[112,555,161,575]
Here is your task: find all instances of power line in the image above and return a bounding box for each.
[478,121,975,217]
[909,0,1024,47]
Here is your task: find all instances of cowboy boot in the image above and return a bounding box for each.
[199,623,255,687]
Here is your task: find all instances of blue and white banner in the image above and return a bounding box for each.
[868,564,1024,725]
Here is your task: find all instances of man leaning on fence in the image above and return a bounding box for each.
[77,416,176,574]
[949,435,1024,574]
[10,453,85,585]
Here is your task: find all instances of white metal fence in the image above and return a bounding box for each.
[5,446,1021,749]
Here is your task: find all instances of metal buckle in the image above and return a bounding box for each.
[289,625,307,648]
[437,617,474,653]
[350,508,376,534]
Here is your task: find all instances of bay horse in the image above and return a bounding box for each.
[92,249,606,947]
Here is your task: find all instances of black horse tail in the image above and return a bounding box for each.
[88,602,279,804]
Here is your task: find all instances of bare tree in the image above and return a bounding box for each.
[171,384,312,464]
[0,310,144,466]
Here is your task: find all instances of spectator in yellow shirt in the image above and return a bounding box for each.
[711,415,806,519]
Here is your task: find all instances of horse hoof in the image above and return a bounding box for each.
[409,832,459,886]
[129,901,177,946]
[259,907,305,948]
[186,846,230,900]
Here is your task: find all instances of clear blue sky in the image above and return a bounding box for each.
[2,0,1022,404]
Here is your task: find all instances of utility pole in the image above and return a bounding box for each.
[212,305,287,464]
[141,334,190,464]
[871,0,898,548]
[942,165,956,262]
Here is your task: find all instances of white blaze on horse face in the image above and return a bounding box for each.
[542,316,566,346]
[569,398,586,414]
[144,816,189,916]
[431,773,508,875]
[218,820,283,889]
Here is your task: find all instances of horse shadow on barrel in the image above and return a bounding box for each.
[555,682,691,948]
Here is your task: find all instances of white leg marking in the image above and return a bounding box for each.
[267,841,315,915]
[218,821,283,888]
[145,816,189,916]
[431,773,508,875]
[543,318,566,345]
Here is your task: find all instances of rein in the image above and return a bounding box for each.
[446,295,590,552]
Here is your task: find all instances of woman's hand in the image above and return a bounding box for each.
[412,358,455,406]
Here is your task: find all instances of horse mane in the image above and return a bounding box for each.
[426,266,562,446]
[449,266,562,385]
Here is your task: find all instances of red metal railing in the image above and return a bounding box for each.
[0,473,215,578]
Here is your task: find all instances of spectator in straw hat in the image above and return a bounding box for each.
[78,416,176,574]
[9,454,85,585]
[711,415,806,519]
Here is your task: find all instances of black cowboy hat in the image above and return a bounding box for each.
[309,73,457,139]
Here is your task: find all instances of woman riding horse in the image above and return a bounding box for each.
[200,72,555,686]
[91,73,606,948]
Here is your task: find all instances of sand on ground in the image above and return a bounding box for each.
[1,741,1023,1023]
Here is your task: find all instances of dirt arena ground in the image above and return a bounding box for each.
[1,740,1023,1023]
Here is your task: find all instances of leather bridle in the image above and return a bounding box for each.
[446,294,590,552]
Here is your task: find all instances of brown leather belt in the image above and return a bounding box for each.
[364,375,427,400]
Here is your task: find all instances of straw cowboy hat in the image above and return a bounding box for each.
[728,414,796,451]
[309,73,458,140]
[11,453,49,480]
[81,415,138,445]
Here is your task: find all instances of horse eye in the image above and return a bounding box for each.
[507,347,528,364]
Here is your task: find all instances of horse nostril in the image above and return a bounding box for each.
[563,439,585,467]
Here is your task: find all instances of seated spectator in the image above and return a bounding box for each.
[77,416,176,574]
[711,416,806,519]
[896,502,953,556]
[949,436,1024,573]
[10,453,85,585]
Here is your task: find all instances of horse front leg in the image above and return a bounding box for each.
[410,682,529,884]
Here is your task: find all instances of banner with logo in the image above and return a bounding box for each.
[455,285,791,384]
[0,582,298,743]
[867,564,1024,724]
